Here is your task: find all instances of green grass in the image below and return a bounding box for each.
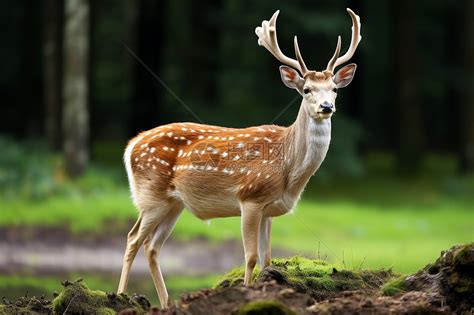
[1,189,471,273]
[174,201,472,273]
[0,153,473,273]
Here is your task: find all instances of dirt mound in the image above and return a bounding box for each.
[384,242,474,313]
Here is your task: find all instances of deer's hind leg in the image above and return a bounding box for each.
[258,216,272,267]
[117,200,175,295]
[143,202,183,308]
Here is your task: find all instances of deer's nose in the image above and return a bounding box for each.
[320,102,334,113]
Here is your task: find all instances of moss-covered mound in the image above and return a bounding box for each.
[216,256,393,300]
[0,295,51,314]
[0,279,151,315]
[383,242,474,313]
[52,279,150,314]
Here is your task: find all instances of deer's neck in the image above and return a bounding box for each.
[282,100,331,196]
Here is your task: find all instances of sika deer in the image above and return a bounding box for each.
[118,8,362,308]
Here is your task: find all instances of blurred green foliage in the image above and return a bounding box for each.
[0,137,61,199]
[0,137,127,201]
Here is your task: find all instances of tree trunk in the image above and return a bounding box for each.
[43,0,62,150]
[459,0,474,172]
[391,0,424,174]
[62,0,90,177]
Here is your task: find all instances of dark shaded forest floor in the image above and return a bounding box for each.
[1,243,472,315]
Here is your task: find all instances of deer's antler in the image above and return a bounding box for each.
[255,10,309,76]
[326,8,362,73]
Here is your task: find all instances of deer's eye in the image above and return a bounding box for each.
[303,88,311,94]
[332,88,338,93]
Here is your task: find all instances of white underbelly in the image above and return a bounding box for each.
[175,187,241,219]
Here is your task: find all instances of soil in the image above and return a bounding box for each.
[160,283,451,315]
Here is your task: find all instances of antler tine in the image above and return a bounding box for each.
[326,8,362,72]
[326,36,341,73]
[294,36,309,75]
[255,10,305,75]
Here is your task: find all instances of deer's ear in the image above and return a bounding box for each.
[279,66,304,91]
[334,63,357,88]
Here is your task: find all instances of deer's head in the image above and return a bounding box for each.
[256,9,361,120]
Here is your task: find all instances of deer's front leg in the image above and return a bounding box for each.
[258,217,272,268]
[241,202,263,285]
